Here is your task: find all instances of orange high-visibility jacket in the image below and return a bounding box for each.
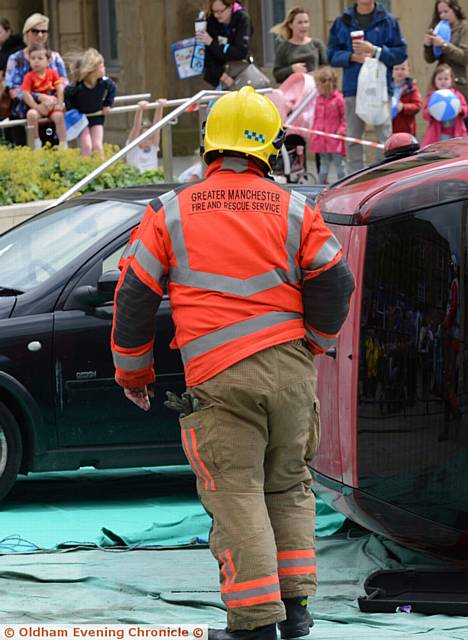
[111,157,354,389]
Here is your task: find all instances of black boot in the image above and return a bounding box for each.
[208,623,277,640]
[277,597,313,639]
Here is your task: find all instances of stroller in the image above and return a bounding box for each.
[275,133,311,184]
[268,72,318,184]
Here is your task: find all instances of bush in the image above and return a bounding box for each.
[0,144,164,205]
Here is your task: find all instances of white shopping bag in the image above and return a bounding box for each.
[355,57,389,126]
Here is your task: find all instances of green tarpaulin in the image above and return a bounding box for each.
[1,467,466,637]
[0,466,345,551]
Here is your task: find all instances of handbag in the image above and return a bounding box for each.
[224,56,270,90]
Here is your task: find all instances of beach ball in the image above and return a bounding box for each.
[428,89,461,122]
[391,96,399,119]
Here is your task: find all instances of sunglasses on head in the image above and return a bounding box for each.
[30,28,48,35]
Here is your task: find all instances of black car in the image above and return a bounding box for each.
[0,183,322,500]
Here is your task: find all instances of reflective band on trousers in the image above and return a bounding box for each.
[222,581,280,603]
[112,349,153,371]
[221,574,281,608]
[306,327,336,351]
[219,549,237,586]
[277,549,316,575]
[180,311,302,364]
[182,427,216,491]
[278,557,316,568]
[160,189,310,295]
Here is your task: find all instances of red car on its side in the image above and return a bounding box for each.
[311,137,468,563]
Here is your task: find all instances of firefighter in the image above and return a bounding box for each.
[111,86,355,640]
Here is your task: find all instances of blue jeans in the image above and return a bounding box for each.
[318,152,345,184]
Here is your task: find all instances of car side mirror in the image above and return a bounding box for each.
[73,270,120,307]
[96,269,120,299]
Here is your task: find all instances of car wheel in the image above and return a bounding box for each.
[0,402,22,501]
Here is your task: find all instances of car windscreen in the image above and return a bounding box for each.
[0,199,144,292]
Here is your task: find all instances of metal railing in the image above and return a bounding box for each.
[54,88,277,205]
[1,86,315,205]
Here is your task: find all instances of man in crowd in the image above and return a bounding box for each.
[327,0,407,172]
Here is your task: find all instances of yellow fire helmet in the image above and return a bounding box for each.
[202,86,285,172]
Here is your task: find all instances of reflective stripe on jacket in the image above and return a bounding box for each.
[111,156,354,389]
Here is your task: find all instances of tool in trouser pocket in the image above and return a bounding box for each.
[164,390,199,417]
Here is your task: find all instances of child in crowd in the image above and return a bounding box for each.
[20,43,67,149]
[178,152,204,183]
[126,98,166,172]
[310,66,346,184]
[64,48,116,156]
[391,59,423,136]
[422,63,468,147]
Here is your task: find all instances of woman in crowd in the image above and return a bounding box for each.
[5,12,67,145]
[424,0,468,102]
[0,18,23,78]
[272,6,327,84]
[0,17,23,126]
[196,0,253,89]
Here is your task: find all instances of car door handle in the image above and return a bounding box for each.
[325,347,336,359]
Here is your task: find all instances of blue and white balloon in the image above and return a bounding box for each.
[391,96,399,119]
[433,20,451,58]
[428,89,461,122]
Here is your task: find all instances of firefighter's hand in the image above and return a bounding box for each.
[124,385,154,411]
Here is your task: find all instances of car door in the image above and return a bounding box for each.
[53,237,185,448]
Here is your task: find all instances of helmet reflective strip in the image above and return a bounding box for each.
[112,349,153,371]
[163,189,305,295]
[180,311,302,363]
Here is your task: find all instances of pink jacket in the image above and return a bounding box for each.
[421,89,468,147]
[310,90,346,156]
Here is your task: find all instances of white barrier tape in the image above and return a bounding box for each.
[285,124,385,149]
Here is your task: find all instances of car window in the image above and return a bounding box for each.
[0,199,144,292]
[358,200,468,525]
[102,244,126,273]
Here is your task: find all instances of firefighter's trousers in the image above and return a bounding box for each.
[179,339,320,631]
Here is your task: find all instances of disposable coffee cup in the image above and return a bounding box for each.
[195,19,207,34]
[351,30,364,42]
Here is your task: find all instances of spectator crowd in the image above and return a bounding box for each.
[0,2,468,178]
